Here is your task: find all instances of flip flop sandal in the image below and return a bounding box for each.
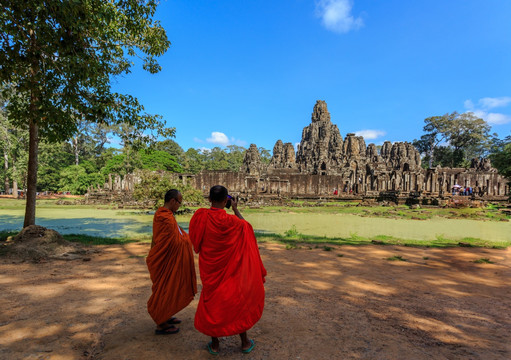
[155,325,180,335]
[207,341,219,355]
[242,339,255,354]
[166,317,182,325]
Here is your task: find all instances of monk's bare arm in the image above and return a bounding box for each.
[231,197,244,220]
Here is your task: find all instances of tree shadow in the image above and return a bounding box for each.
[0,242,510,359]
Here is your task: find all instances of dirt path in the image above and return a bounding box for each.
[1,243,510,360]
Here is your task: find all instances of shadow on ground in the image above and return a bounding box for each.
[0,242,510,359]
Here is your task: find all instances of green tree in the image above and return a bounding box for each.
[38,141,74,191]
[258,147,271,164]
[1,0,173,227]
[183,148,205,174]
[133,170,204,208]
[59,164,103,194]
[226,145,246,172]
[489,135,511,179]
[138,148,183,172]
[154,139,185,166]
[413,112,491,168]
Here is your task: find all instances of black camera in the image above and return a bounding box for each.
[226,195,233,209]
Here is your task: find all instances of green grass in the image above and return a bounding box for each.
[473,258,495,264]
[387,255,407,261]
[254,229,510,249]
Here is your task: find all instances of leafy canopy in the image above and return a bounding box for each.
[0,0,173,142]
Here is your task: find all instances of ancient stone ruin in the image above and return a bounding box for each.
[88,100,508,205]
[192,100,509,203]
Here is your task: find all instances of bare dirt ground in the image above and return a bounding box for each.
[1,242,510,360]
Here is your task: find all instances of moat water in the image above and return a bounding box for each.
[1,205,509,242]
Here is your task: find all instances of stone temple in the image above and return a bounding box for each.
[192,100,508,202]
[89,100,508,205]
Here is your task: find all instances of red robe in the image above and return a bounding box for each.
[147,207,197,325]
[189,208,266,337]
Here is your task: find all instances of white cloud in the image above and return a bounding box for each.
[354,129,386,139]
[193,131,247,147]
[207,131,230,146]
[485,112,511,125]
[478,96,511,109]
[464,99,474,110]
[315,0,363,34]
[464,97,511,125]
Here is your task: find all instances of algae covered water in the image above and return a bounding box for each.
[0,200,509,243]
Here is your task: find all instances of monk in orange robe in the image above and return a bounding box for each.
[147,189,197,335]
[189,185,266,354]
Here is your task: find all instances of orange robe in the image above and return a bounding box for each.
[147,207,197,325]
[189,208,266,337]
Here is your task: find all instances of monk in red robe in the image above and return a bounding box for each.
[189,185,266,354]
[147,189,197,335]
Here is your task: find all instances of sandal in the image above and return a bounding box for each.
[155,325,179,335]
[242,339,255,354]
[207,341,219,355]
[166,317,182,325]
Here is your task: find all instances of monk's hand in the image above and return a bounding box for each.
[231,196,238,210]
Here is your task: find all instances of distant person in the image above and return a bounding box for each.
[189,185,266,355]
[146,189,197,335]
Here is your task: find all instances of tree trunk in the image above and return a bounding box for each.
[73,136,79,165]
[24,27,40,227]
[24,119,39,227]
[12,155,18,199]
[4,150,9,195]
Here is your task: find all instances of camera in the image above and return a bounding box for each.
[226,195,233,209]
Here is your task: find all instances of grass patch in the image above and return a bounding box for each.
[423,256,429,260]
[255,230,510,249]
[473,258,494,264]
[323,246,333,251]
[0,230,18,241]
[387,255,407,261]
[337,254,344,257]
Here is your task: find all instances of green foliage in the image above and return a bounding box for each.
[138,149,183,172]
[413,112,491,168]
[489,136,511,182]
[101,154,130,177]
[284,225,299,237]
[38,141,74,191]
[59,165,104,195]
[1,0,173,142]
[133,170,204,208]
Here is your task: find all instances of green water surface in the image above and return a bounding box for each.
[0,202,509,242]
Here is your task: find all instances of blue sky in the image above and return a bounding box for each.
[113,0,511,152]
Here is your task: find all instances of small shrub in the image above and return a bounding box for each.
[284,225,299,237]
[337,254,344,257]
[423,256,429,260]
[323,246,333,251]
